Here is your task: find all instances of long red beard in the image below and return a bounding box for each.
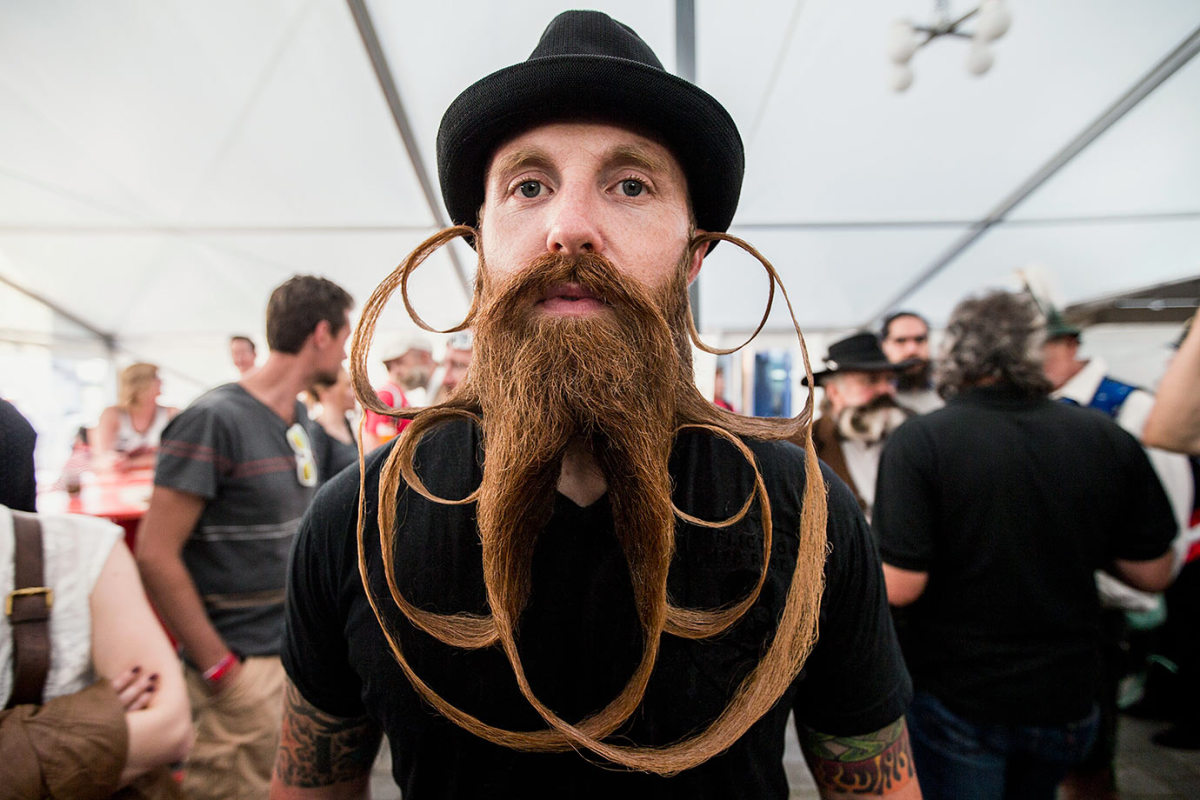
[349,226,828,774]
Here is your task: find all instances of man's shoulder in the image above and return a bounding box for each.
[172,383,247,420]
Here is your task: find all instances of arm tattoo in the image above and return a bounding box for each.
[799,717,917,796]
[273,681,384,787]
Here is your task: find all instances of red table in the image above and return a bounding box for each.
[39,467,154,553]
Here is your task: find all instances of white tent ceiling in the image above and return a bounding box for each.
[2,0,1199,391]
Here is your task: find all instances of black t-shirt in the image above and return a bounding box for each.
[306,416,358,489]
[0,399,37,512]
[283,420,911,799]
[873,385,1176,725]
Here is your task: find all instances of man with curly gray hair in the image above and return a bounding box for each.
[872,289,1176,800]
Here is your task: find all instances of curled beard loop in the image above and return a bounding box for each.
[350,226,828,774]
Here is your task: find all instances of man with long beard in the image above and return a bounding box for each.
[808,332,912,523]
[270,11,917,799]
[880,312,943,415]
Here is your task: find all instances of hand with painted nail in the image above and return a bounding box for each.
[112,664,159,711]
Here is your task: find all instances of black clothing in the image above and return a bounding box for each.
[0,399,37,512]
[306,416,357,488]
[874,385,1176,726]
[283,420,911,799]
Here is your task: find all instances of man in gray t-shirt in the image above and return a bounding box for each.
[137,275,352,800]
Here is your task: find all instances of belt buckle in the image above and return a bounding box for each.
[5,587,54,617]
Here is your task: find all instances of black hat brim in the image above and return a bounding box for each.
[437,54,744,236]
[802,358,920,387]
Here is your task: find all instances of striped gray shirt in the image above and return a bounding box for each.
[156,383,315,656]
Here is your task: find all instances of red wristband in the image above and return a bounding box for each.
[202,651,239,684]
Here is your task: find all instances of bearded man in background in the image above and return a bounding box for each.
[880,311,943,415]
[270,11,918,799]
[807,332,912,522]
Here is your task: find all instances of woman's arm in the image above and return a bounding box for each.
[89,538,194,784]
[92,406,121,462]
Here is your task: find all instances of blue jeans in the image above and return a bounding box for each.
[907,691,1099,800]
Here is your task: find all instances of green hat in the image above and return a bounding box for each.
[1022,281,1080,341]
[1044,306,1081,341]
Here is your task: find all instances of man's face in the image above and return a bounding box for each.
[314,313,352,384]
[478,121,703,312]
[881,315,929,365]
[387,348,435,390]
[1041,336,1080,390]
[231,339,256,374]
[441,347,473,393]
[824,371,896,416]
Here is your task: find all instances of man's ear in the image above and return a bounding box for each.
[312,319,332,347]
[822,378,841,407]
[686,229,708,285]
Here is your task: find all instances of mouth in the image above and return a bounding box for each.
[537,282,607,316]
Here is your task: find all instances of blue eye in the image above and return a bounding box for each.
[620,179,644,197]
[518,181,542,198]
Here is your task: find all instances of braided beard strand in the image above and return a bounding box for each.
[350,226,828,774]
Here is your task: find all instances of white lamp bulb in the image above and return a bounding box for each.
[976,0,1012,41]
[889,63,914,92]
[887,20,918,64]
[966,42,994,75]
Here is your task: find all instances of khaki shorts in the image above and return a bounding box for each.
[183,656,285,800]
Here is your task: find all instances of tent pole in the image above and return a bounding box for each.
[676,0,702,329]
[345,0,473,302]
[0,272,115,351]
[861,22,1200,328]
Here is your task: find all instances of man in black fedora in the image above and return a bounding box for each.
[806,332,913,523]
[271,11,918,799]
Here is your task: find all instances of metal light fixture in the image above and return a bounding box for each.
[888,0,1013,92]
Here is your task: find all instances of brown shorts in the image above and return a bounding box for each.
[182,656,285,800]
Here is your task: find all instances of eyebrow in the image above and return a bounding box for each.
[489,148,555,185]
[489,142,673,184]
[607,144,670,176]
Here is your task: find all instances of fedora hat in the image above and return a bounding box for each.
[437,10,744,237]
[804,332,913,386]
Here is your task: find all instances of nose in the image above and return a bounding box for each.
[869,375,897,397]
[546,183,603,255]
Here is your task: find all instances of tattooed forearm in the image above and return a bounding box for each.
[273,681,383,788]
[799,717,918,797]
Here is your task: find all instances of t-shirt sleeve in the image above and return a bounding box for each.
[792,466,913,736]
[872,420,937,572]
[281,478,367,717]
[154,404,229,499]
[1109,423,1177,562]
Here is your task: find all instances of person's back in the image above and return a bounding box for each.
[876,388,1171,722]
[0,399,37,512]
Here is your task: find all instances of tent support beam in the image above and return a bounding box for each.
[676,0,701,327]
[0,272,115,352]
[346,0,472,301]
[861,22,1200,329]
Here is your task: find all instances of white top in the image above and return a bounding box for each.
[896,387,945,415]
[0,506,120,704]
[841,439,885,523]
[114,406,171,453]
